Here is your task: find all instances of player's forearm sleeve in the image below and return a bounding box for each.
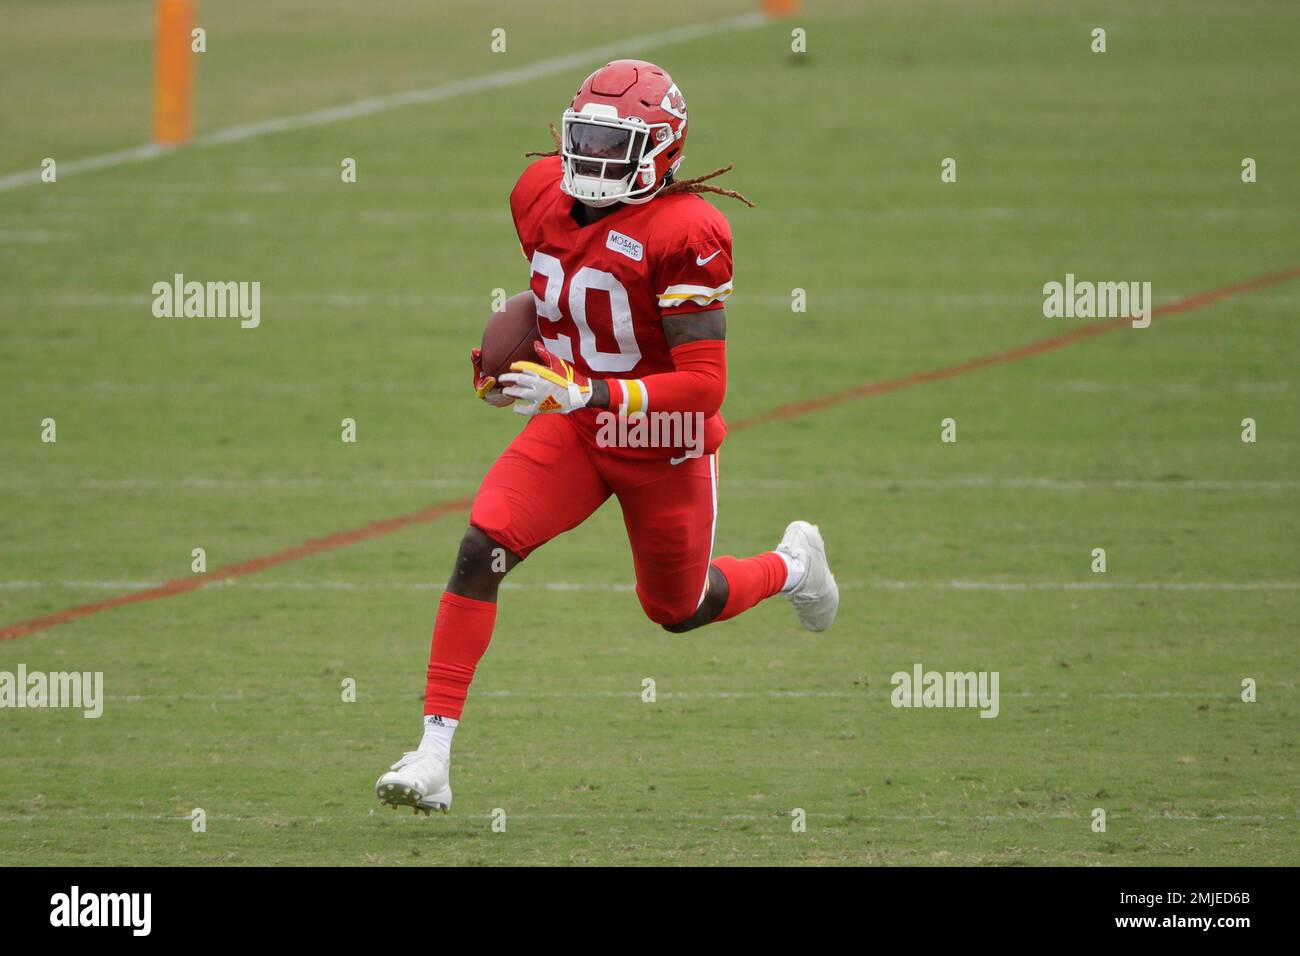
[602,339,727,417]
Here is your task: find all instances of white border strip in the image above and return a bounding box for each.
[0,12,767,193]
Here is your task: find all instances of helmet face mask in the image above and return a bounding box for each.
[561,110,670,207]
[557,61,688,209]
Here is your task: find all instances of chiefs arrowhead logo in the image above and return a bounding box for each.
[660,84,687,121]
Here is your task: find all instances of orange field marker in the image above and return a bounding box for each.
[153,0,194,145]
[762,0,800,17]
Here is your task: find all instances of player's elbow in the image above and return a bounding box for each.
[695,375,726,418]
[669,340,727,417]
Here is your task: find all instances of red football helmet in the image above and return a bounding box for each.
[560,59,688,208]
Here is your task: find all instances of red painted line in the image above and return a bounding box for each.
[3,265,1297,642]
[0,497,472,641]
[731,319,1124,430]
[733,265,1300,431]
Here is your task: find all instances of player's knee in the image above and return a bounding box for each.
[642,595,704,632]
[448,526,516,593]
[661,614,703,634]
[656,570,726,633]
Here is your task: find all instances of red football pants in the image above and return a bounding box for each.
[469,414,718,625]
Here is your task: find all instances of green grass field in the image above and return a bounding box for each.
[1,0,1297,865]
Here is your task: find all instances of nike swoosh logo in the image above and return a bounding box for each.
[695,250,721,266]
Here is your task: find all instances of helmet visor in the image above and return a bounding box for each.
[566,122,645,180]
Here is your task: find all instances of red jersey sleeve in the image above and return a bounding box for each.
[652,198,734,318]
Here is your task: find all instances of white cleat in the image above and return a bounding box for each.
[375,751,452,815]
[777,520,840,632]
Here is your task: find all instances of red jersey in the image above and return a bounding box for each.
[509,155,730,457]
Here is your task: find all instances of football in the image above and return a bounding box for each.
[481,291,542,379]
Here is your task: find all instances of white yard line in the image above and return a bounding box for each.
[0,143,174,193]
[863,580,1299,592]
[724,477,1300,492]
[0,13,767,193]
[0,811,1290,824]
[6,287,1300,316]
[2,475,1294,492]
[1,579,1294,593]
[80,688,1290,702]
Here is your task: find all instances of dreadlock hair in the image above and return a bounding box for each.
[522,123,562,158]
[523,124,755,207]
[659,164,754,207]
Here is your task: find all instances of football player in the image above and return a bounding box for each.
[377,60,838,814]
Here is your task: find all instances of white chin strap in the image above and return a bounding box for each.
[575,194,622,209]
[568,172,646,207]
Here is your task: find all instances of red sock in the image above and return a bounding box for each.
[424,591,497,720]
[710,552,788,622]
